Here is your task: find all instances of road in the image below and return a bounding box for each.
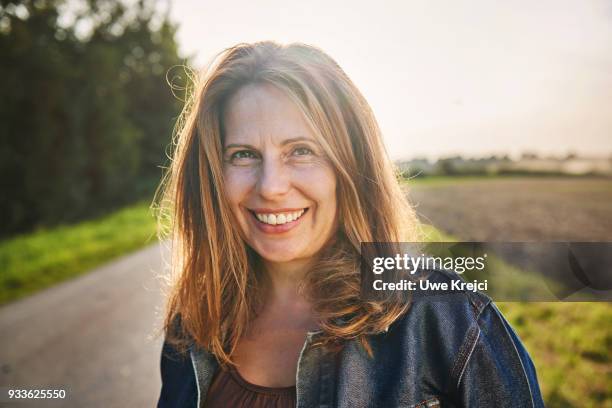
[0,243,168,408]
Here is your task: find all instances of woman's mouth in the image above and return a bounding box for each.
[248,208,309,233]
[254,209,306,225]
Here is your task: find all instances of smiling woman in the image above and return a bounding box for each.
[156,41,544,408]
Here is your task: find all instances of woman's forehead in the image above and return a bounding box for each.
[223,83,317,146]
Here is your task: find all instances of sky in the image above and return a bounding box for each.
[166,0,612,160]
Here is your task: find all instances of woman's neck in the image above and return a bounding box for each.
[258,258,318,331]
[262,258,311,303]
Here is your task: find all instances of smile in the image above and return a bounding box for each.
[247,207,309,233]
[254,209,306,225]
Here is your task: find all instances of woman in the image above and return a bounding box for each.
[156,41,544,407]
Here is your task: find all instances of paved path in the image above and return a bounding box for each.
[0,243,168,407]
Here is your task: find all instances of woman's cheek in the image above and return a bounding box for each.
[223,167,258,204]
[291,160,336,182]
[291,164,337,202]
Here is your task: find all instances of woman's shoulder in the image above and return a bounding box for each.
[158,339,198,408]
[374,268,544,406]
[380,268,493,367]
[157,315,199,408]
[385,268,491,334]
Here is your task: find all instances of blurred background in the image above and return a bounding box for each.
[0,0,610,407]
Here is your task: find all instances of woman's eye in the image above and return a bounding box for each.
[292,147,314,156]
[232,151,256,159]
[227,150,259,166]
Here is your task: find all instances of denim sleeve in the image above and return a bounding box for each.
[157,340,198,408]
[454,302,545,407]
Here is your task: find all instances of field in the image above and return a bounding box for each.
[408,176,612,241]
[405,176,612,407]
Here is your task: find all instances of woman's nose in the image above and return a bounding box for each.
[256,157,291,199]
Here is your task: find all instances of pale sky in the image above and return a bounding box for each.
[167,0,612,160]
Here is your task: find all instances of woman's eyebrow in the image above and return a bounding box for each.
[224,143,256,150]
[280,136,315,146]
[224,137,315,150]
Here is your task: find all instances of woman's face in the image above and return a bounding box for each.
[222,84,338,265]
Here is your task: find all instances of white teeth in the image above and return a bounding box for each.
[254,209,306,225]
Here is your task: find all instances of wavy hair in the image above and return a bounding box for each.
[156,41,421,364]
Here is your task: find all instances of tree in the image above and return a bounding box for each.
[0,0,186,237]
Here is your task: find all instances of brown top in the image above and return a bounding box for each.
[204,367,296,408]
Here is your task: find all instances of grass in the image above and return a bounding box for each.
[404,174,612,192]
[401,173,610,188]
[0,202,158,305]
[403,174,506,187]
[421,223,612,407]
[497,301,611,407]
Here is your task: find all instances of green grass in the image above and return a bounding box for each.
[401,174,609,188]
[0,202,158,305]
[422,223,612,407]
[497,301,611,407]
[403,175,504,187]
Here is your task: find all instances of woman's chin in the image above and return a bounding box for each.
[257,251,303,264]
[251,243,308,264]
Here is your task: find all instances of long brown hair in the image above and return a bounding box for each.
[156,41,421,364]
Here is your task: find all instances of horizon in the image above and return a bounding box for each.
[395,150,612,162]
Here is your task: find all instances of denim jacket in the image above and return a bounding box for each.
[157,269,545,407]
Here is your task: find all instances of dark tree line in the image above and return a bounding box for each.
[0,0,186,237]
